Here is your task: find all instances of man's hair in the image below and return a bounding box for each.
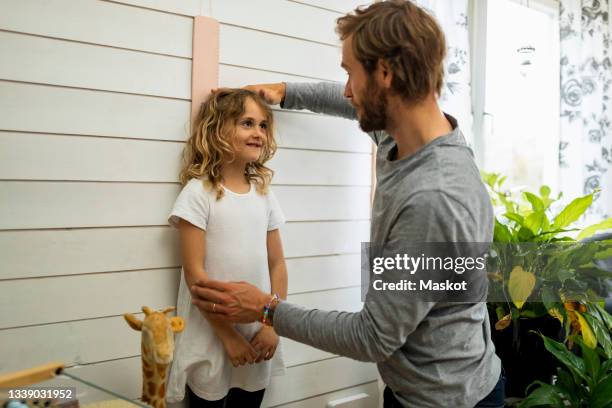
[336,0,447,102]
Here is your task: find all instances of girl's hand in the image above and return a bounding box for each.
[251,326,279,363]
[220,334,258,367]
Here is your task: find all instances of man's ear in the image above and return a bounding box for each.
[376,59,393,89]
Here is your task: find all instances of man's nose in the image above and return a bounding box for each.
[344,80,352,99]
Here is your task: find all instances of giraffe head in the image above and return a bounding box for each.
[124,306,185,364]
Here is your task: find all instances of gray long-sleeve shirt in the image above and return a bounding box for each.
[273,82,501,407]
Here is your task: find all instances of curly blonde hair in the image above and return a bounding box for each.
[179,88,277,200]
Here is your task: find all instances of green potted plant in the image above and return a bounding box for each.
[519,310,612,407]
[482,172,612,397]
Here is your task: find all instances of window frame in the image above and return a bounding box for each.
[468,0,560,168]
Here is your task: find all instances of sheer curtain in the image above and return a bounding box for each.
[416,0,473,144]
[559,0,612,222]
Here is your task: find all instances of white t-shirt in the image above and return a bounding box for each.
[166,178,286,402]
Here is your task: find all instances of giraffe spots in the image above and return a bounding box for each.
[157,383,165,399]
[143,368,153,379]
[147,381,156,397]
[156,363,167,378]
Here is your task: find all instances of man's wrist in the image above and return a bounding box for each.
[261,293,281,326]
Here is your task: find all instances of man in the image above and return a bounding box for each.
[191,1,503,407]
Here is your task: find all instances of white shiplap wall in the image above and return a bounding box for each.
[0,0,378,407]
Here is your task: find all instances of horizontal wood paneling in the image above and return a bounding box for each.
[0,182,369,229]
[103,0,202,16]
[273,382,378,408]
[0,81,368,152]
[1,29,341,96]
[282,221,369,258]
[0,222,369,279]
[0,0,193,57]
[273,111,370,153]
[0,286,363,371]
[0,268,181,329]
[219,25,343,81]
[0,182,181,229]
[0,132,183,182]
[263,357,378,407]
[0,227,178,280]
[0,31,191,98]
[0,132,370,185]
[286,254,362,294]
[291,0,368,14]
[0,82,190,140]
[270,150,371,186]
[211,0,339,46]
[218,63,320,86]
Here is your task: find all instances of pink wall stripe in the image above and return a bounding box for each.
[191,16,220,130]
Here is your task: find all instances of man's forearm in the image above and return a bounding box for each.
[282,82,357,120]
[272,302,393,362]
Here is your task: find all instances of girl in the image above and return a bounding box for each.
[166,89,287,408]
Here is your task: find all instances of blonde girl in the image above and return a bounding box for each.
[166,89,287,408]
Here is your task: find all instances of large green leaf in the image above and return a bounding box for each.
[525,211,545,235]
[518,382,565,408]
[494,219,513,243]
[602,359,612,374]
[584,313,612,359]
[518,226,535,241]
[595,246,612,261]
[505,212,526,226]
[589,374,612,408]
[555,368,581,405]
[593,303,612,331]
[581,340,601,383]
[552,194,593,230]
[577,218,612,241]
[541,335,588,382]
[541,287,559,312]
[524,192,545,212]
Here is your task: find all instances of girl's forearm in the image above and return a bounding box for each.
[269,261,288,299]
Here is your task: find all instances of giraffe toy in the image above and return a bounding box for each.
[124,307,185,408]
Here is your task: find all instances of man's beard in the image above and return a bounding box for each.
[357,78,388,132]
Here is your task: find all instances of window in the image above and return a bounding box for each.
[471,0,560,193]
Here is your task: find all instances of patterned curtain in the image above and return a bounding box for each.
[415,0,473,144]
[559,0,612,222]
